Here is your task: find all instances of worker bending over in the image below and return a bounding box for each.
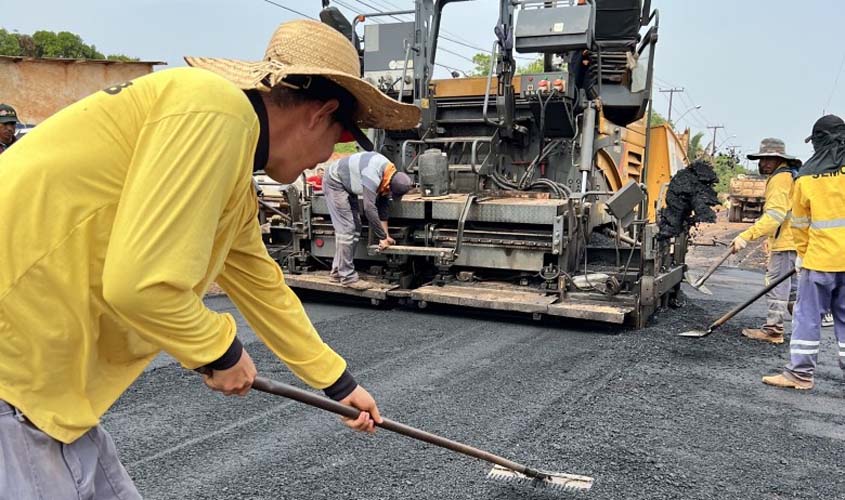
[732,138,801,344]
[763,115,845,390]
[324,151,413,290]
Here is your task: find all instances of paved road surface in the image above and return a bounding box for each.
[105,267,845,499]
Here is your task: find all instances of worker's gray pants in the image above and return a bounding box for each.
[324,176,361,285]
[785,270,845,381]
[762,250,797,334]
[0,400,141,499]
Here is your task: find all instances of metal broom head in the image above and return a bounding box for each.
[487,464,594,492]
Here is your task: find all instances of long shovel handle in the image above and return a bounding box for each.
[249,376,544,478]
[693,246,734,288]
[708,267,797,331]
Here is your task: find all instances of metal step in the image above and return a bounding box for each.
[368,245,455,258]
[282,271,397,300]
[408,284,634,323]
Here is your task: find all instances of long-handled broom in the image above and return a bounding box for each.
[211,374,594,492]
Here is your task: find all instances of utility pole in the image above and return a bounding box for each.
[708,125,725,156]
[659,88,684,123]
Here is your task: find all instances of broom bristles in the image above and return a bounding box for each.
[487,464,594,492]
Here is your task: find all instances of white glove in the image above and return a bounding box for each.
[731,236,748,253]
[795,256,803,270]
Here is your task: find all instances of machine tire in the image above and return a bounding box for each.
[728,204,742,223]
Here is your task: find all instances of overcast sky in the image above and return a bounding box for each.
[4,0,845,160]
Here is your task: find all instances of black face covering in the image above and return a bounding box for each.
[801,124,845,178]
[245,90,269,173]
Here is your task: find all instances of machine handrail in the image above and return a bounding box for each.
[481,42,502,128]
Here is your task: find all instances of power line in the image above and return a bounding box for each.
[337,0,535,63]
[332,0,385,23]
[439,34,535,62]
[341,0,410,22]
[435,62,468,76]
[258,0,315,19]
[438,45,476,64]
[824,49,845,114]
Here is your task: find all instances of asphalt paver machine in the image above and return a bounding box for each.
[264,0,688,327]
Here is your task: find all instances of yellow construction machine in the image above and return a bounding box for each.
[262,0,689,327]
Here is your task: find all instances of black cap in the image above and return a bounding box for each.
[0,104,17,124]
[805,114,845,143]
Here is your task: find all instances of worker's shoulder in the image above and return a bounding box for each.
[796,164,845,182]
[769,169,795,184]
[355,151,391,167]
[143,67,255,124]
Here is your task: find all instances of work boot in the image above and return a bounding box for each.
[762,372,813,390]
[822,313,834,328]
[344,280,373,291]
[741,328,784,345]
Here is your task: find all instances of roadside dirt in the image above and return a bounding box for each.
[686,211,767,272]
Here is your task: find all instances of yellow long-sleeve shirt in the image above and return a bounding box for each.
[791,165,845,271]
[0,67,346,443]
[738,167,796,252]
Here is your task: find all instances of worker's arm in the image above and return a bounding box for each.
[363,186,388,241]
[790,178,810,258]
[215,210,350,391]
[216,214,383,430]
[738,173,792,241]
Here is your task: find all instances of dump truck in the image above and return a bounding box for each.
[727,174,766,223]
[260,0,690,327]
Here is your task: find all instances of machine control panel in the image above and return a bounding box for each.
[520,71,570,98]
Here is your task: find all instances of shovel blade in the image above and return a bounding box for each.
[678,329,711,338]
[684,272,713,295]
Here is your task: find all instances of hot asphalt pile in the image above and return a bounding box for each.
[658,160,720,241]
[106,290,845,500]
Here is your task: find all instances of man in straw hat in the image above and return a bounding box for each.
[763,115,845,390]
[731,138,801,345]
[0,19,418,497]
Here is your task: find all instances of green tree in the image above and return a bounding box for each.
[17,34,37,56]
[471,52,492,77]
[518,58,544,73]
[106,53,140,62]
[712,152,742,194]
[0,29,133,60]
[0,29,21,56]
[649,110,667,126]
[687,131,705,159]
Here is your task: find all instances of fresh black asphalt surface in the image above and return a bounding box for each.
[105,268,845,499]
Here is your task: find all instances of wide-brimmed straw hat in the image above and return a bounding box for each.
[746,137,800,166]
[185,19,419,132]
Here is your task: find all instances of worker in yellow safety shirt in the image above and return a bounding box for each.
[0,20,419,498]
[763,115,845,390]
[731,138,801,345]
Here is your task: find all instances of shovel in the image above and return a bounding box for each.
[198,370,594,492]
[679,268,796,337]
[688,246,734,293]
